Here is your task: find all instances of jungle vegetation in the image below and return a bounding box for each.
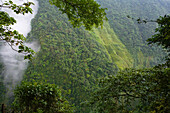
[0,0,169,112]
[87,15,170,113]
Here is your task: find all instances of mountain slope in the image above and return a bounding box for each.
[98,0,170,68]
[25,0,118,111]
[24,0,169,111]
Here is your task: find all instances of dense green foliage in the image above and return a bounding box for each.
[49,0,107,30]
[98,0,170,68]
[87,68,170,113]
[0,0,170,112]
[24,0,169,112]
[13,81,73,113]
[87,15,170,113]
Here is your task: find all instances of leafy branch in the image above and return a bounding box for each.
[0,0,35,59]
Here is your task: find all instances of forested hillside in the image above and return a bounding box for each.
[98,0,170,68]
[25,0,118,111]
[0,0,169,112]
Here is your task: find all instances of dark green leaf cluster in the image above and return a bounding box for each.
[0,0,34,14]
[87,68,170,113]
[147,15,170,64]
[49,0,107,30]
[151,15,170,50]
[13,81,74,113]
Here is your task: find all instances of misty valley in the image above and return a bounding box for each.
[0,0,169,113]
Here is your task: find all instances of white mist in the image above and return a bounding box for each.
[0,0,39,95]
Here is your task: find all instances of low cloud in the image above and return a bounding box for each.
[0,0,39,95]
